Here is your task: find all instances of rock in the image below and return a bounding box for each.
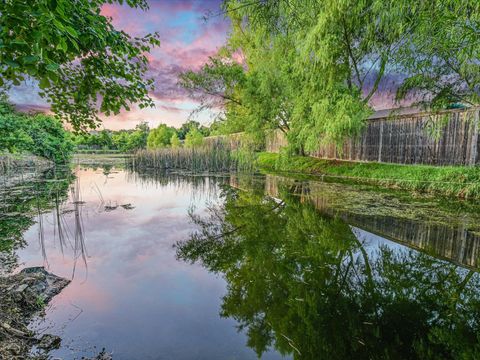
[0,267,71,359]
[37,334,62,350]
[15,284,29,293]
[19,266,71,302]
[82,349,113,360]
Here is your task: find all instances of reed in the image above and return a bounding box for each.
[132,139,256,173]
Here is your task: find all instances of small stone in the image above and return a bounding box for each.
[82,349,113,360]
[38,334,62,350]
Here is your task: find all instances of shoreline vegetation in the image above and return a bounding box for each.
[0,152,52,173]
[132,141,256,173]
[256,152,480,200]
[130,145,480,200]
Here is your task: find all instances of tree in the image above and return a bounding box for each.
[182,0,479,153]
[147,124,175,149]
[184,128,204,148]
[132,121,150,149]
[395,1,480,109]
[170,133,181,148]
[0,97,74,163]
[176,120,211,140]
[112,131,129,152]
[28,113,74,162]
[179,56,246,132]
[97,130,113,149]
[0,0,160,131]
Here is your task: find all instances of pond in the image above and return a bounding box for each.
[2,163,480,359]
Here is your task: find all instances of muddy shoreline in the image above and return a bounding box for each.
[0,267,69,359]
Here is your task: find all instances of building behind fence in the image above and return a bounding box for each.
[266,107,480,166]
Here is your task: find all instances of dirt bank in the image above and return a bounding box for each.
[0,267,70,359]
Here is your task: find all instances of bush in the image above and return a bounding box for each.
[184,128,204,148]
[170,133,181,148]
[147,124,176,149]
[0,101,74,163]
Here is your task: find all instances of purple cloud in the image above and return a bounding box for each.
[9,0,228,129]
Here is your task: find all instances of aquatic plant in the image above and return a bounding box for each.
[132,138,256,173]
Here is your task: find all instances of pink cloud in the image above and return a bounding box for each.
[9,0,410,130]
[10,0,228,129]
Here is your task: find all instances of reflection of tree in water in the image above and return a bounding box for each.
[0,167,89,278]
[176,185,480,360]
[1,168,69,272]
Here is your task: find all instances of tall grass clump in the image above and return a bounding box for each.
[132,138,256,173]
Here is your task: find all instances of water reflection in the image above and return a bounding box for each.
[0,167,73,274]
[177,181,480,359]
[3,165,480,359]
[263,175,480,269]
[10,167,281,360]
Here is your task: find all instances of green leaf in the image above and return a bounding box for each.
[23,55,39,64]
[56,38,68,52]
[46,63,60,71]
[5,60,20,68]
[52,19,66,31]
[39,77,50,89]
[65,26,79,38]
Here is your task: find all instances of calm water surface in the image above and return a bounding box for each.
[2,164,480,359]
[13,167,283,359]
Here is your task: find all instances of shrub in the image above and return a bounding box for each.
[0,100,74,163]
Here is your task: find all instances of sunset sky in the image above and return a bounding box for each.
[9,0,403,131]
[11,0,228,130]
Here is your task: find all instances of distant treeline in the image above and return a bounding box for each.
[0,98,74,164]
[73,120,214,152]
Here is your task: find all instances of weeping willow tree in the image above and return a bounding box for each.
[180,0,479,154]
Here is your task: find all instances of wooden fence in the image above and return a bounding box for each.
[203,133,245,150]
[266,107,480,166]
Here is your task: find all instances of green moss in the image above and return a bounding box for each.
[256,152,480,199]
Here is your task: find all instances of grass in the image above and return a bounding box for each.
[256,152,480,199]
[132,141,255,173]
[73,153,131,167]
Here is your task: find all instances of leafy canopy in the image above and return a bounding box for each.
[147,124,176,149]
[0,97,74,163]
[184,128,204,148]
[0,0,160,131]
[181,0,479,153]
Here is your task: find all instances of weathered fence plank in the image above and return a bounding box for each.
[266,107,480,166]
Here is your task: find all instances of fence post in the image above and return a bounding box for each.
[378,121,384,162]
[470,109,479,166]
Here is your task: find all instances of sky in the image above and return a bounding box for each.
[9,0,407,131]
[11,0,228,130]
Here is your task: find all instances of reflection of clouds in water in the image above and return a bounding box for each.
[17,167,273,360]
